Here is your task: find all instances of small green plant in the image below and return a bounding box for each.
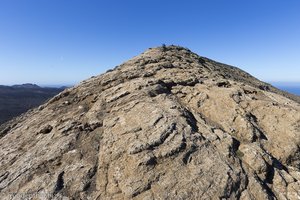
[94,132,103,143]
[236,150,244,158]
[161,43,167,51]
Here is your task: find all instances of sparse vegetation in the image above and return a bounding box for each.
[161,43,167,51]
[236,150,244,158]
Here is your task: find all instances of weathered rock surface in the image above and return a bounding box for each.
[0,46,300,199]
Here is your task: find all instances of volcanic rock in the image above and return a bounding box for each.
[0,45,300,199]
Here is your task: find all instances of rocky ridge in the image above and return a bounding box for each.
[0,46,300,199]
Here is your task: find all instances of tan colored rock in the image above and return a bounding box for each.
[0,45,300,199]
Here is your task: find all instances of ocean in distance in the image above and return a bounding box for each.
[271,82,300,96]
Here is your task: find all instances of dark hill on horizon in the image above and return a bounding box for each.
[1,46,300,199]
[0,84,64,124]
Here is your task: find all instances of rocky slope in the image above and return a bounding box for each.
[1,46,300,199]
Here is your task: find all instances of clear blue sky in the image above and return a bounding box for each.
[0,0,299,86]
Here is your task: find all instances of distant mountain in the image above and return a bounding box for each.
[0,84,64,124]
[11,83,41,89]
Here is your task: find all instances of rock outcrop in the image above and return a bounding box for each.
[1,46,300,199]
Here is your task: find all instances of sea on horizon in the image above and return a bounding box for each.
[270,82,300,96]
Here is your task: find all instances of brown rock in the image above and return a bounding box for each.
[0,45,300,199]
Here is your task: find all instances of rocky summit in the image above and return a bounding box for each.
[1,45,300,200]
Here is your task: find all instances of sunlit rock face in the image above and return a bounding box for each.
[1,46,300,200]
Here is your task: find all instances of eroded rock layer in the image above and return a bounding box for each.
[1,46,300,199]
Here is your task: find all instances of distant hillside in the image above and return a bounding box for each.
[0,84,64,124]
